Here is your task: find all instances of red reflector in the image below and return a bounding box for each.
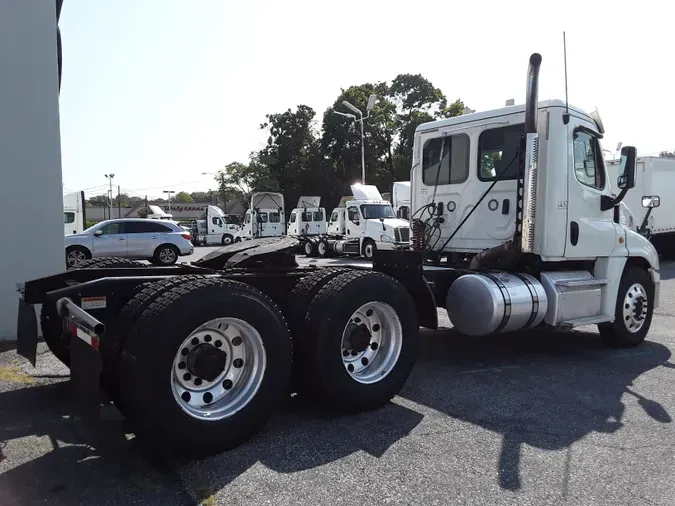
[181,233,191,240]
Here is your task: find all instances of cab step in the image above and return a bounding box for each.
[559,314,613,329]
[554,278,609,288]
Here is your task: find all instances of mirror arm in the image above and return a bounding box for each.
[638,207,654,237]
[601,188,629,212]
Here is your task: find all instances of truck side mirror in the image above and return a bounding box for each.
[616,146,637,190]
[642,195,660,208]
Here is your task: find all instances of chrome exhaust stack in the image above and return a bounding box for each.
[516,53,542,254]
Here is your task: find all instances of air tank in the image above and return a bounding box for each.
[446,271,548,336]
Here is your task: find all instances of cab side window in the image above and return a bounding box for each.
[348,207,360,222]
[289,212,296,223]
[331,211,338,222]
[212,217,222,226]
[573,131,605,190]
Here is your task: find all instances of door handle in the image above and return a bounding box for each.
[118,238,125,241]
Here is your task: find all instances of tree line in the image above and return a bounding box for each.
[86,191,215,208]
[214,73,466,213]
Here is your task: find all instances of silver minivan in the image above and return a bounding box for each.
[65,218,194,268]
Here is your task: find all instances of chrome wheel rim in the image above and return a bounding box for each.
[318,241,326,256]
[67,250,86,267]
[159,247,176,264]
[171,317,267,421]
[364,244,374,258]
[622,283,648,333]
[340,301,402,384]
[304,242,313,255]
[223,236,232,245]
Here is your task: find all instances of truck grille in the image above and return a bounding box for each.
[394,227,410,243]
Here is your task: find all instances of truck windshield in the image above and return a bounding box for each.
[360,204,395,219]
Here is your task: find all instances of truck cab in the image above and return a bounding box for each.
[239,192,286,241]
[287,196,326,237]
[330,185,411,258]
[63,191,85,236]
[411,53,659,341]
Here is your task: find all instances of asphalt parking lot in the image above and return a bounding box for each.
[1,247,675,505]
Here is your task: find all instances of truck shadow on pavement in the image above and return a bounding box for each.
[401,327,673,491]
[0,373,423,505]
[0,328,671,503]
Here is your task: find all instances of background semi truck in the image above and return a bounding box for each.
[607,156,672,257]
[297,185,411,259]
[16,52,660,460]
[63,191,85,235]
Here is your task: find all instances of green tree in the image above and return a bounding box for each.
[174,191,194,203]
[659,151,675,158]
[87,194,109,206]
[190,191,213,202]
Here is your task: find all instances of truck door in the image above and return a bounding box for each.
[267,211,283,236]
[313,209,326,234]
[564,123,621,258]
[288,211,297,235]
[346,205,364,238]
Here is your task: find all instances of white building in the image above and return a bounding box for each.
[0,2,65,340]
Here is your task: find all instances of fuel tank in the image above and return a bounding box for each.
[446,271,548,336]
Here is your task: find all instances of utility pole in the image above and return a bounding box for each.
[145,195,149,217]
[117,185,121,218]
[104,174,115,219]
[163,190,175,214]
[333,95,377,185]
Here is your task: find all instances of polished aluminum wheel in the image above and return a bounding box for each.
[340,301,402,384]
[171,317,267,421]
[622,283,648,333]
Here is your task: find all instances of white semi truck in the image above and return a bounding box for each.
[191,205,241,246]
[299,184,411,259]
[16,52,660,459]
[63,191,86,236]
[235,192,286,242]
[606,156,672,257]
[392,181,411,220]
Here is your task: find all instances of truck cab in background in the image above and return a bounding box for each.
[193,205,241,246]
[392,181,411,220]
[63,191,85,236]
[237,192,286,241]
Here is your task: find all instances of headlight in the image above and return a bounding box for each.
[380,235,394,243]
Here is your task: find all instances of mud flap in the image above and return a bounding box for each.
[69,333,102,422]
[16,298,38,367]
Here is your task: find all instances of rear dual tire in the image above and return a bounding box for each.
[288,270,418,412]
[117,278,292,458]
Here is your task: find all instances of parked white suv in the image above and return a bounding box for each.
[65,218,194,268]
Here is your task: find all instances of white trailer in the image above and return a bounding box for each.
[63,191,86,236]
[237,192,286,241]
[606,156,670,257]
[392,181,411,220]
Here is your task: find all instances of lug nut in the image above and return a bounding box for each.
[372,324,380,332]
[342,350,349,357]
[215,340,223,348]
[191,337,200,346]
[361,357,369,366]
[232,336,243,346]
[181,348,189,356]
[371,342,379,350]
[183,373,192,381]
[178,362,186,370]
[223,379,233,390]
[194,378,203,386]
[204,334,212,343]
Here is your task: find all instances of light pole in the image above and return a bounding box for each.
[104,174,115,219]
[163,190,175,214]
[333,94,377,184]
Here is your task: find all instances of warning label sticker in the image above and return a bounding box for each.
[81,296,107,310]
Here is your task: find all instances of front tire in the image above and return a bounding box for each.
[221,234,234,246]
[299,270,418,412]
[598,266,654,348]
[362,239,376,260]
[119,278,293,457]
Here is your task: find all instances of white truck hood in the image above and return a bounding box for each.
[365,217,409,239]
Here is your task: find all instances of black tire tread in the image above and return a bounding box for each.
[120,277,292,456]
[41,257,146,366]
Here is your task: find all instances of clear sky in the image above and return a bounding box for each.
[59,0,673,199]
